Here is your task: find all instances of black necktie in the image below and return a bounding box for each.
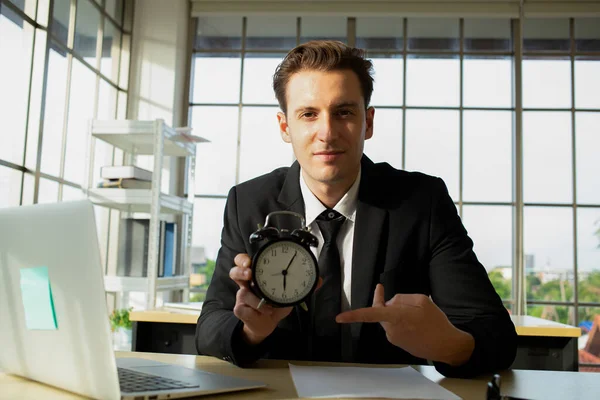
[312,209,345,361]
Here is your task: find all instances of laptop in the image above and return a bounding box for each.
[0,200,266,400]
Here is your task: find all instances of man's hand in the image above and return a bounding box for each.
[336,284,475,366]
[230,254,293,346]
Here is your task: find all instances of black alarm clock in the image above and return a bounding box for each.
[249,211,319,307]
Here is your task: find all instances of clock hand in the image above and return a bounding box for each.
[284,251,298,272]
[280,251,297,293]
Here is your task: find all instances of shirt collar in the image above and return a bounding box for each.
[299,168,361,227]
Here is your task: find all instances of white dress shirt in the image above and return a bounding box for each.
[299,169,361,312]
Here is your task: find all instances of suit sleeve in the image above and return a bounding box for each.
[427,178,517,378]
[195,187,274,365]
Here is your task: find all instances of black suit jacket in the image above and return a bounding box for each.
[196,156,517,378]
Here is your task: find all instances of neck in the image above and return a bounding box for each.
[302,170,358,209]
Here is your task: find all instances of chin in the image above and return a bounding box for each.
[317,173,345,185]
[307,166,339,182]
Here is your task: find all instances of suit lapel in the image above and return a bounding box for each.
[278,161,305,216]
[351,157,386,341]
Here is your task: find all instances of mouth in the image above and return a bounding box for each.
[313,150,344,162]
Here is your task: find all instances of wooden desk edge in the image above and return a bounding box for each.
[130,311,581,337]
[515,325,581,337]
[130,310,199,324]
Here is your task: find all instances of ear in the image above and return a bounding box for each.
[365,107,375,140]
[277,111,291,143]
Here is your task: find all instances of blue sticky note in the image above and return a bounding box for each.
[19,266,58,330]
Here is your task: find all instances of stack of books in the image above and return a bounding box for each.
[117,218,178,278]
[97,166,152,189]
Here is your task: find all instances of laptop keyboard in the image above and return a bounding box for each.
[118,367,200,393]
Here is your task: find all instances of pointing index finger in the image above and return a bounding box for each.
[335,306,392,324]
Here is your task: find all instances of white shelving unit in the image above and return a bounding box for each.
[91,120,196,157]
[86,189,193,215]
[83,119,206,309]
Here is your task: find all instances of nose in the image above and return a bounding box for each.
[315,113,338,142]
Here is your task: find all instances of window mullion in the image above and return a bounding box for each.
[513,14,526,316]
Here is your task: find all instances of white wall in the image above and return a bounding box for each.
[129,0,189,127]
[127,0,189,196]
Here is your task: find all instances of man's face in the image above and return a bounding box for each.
[277,69,374,190]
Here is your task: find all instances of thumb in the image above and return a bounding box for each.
[373,283,385,308]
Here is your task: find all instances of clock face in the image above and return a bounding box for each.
[253,239,318,306]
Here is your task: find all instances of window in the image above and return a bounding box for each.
[521,18,600,371]
[0,3,32,167]
[189,17,297,300]
[188,17,600,369]
[357,17,514,304]
[188,16,515,307]
[0,0,133,270]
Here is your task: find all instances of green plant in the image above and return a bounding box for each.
[189,292,206,302]
[109,308,133,331]
[488,269,511,300]
[203,259,216,283]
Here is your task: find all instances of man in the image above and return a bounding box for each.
[196,40,517,378]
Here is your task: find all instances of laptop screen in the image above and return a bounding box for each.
[0,201,121,399]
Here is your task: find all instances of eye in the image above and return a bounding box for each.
[300,112,316,119]
[337,109,353,117]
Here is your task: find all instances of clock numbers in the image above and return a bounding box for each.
[253,241,317,306]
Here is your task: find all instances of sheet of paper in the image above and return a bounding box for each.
[289,364,460,399]
[19,266,58,330]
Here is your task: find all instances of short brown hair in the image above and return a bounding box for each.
[273,40,374,114]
